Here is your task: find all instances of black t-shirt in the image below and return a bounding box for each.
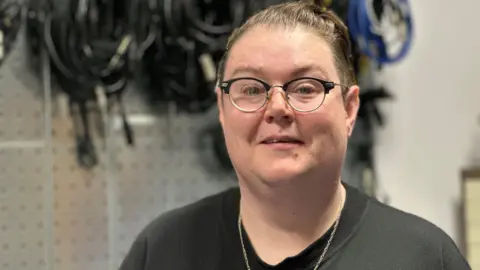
[119,183,471,270]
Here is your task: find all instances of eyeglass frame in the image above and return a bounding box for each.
[219,76,348,113]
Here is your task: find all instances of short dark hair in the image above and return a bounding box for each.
[217,0,357,94]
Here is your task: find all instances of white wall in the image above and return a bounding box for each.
[374,0,480,243]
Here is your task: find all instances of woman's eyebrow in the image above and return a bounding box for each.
[229,64,330,79]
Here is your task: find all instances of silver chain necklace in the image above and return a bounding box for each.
[237,208,341,270]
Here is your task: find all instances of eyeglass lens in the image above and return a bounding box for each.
[228,78,326,112]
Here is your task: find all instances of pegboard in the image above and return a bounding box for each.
[104,91,238,268]
[0,148,51,270]
[0,30,45,145]
[48,74,237,269]
[0,28,52,270]
[0,24,237,270]
[50,113,111,270]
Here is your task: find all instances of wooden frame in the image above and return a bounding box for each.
[461,167,480,268]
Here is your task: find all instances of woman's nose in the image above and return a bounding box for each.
[263,87,295,124]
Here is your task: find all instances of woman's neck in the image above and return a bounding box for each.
[238,178,345,265]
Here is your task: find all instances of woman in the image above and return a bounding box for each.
[120,1,471,269]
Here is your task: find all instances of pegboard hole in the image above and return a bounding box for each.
[144,143,153,153]
[85,218,93,226]
[146,162,153,170]
[116,163,124,172]
[147,196,154,205]
[86,235,94,243]
[33,110,42,120]
[118,234,126,241]
[130,162,139,170]
[69,182,76,190]
[144,127,153,136]
[147,178,155,186]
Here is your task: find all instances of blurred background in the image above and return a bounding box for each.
[0,0,478,269]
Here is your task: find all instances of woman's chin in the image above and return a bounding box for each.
[257,166,308,187]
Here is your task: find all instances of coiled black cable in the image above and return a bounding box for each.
[182,0,248,50]
[129,0,158,66]
[142,0,261,113]
[180,0,250,112]
[36,0,135,169]
[0,0,23,67]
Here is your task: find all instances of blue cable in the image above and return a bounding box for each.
[349,0,414,64]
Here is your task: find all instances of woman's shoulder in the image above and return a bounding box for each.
[363,196,465,260]
[142,187,238,240]
[119,187,239,270]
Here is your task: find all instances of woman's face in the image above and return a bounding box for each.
[218,25,359,187]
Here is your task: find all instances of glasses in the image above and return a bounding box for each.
[219,77,345,112]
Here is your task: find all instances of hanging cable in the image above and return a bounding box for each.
[31,0,136,169]
[129,0,158,67]
[182,0,248,50]
[0,0,23,67]
[142,0,260,114]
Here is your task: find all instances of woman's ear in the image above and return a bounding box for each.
[344,85,360,137]
[216,87,224,126]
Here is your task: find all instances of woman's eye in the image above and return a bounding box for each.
[243,87,262,95]
[294,86,315,94]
